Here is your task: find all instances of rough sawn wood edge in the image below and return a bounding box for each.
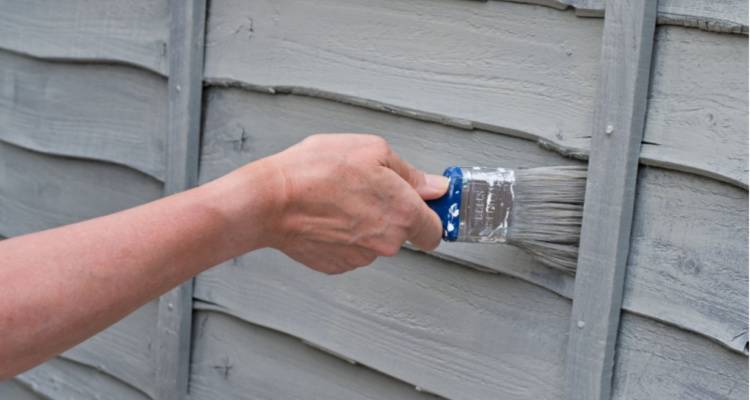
[565,1,657,400]
[154,1,207,399]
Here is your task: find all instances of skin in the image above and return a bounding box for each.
[0,134,449,379]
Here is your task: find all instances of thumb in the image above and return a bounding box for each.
[418,174,450,200]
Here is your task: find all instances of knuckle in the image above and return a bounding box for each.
[369,136,391,156]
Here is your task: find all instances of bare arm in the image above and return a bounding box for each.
[0,134,448,379]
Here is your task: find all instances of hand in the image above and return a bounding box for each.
[263,134,448,274]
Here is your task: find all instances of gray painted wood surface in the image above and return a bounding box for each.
[203,0,745,189]
[566,1,656,399]
[641,27,748,188]
[155,2,207,399]
[61,300,159,399]
[612,313,748,400]
[190,307,444,400]
[0,0,169,74]
[200,87,745,352]
[514,0,748,33]
[0,49,168,181]
[204,0,603,159]
[15,357,151,400]
[194,248,572,400]
[625,167,748,354]
[0,141,162,237]
[0,380,44,400]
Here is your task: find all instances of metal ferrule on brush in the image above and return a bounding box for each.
[456,167,515,243]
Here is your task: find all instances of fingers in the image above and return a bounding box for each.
[378,169,444,252]
[405,199,443,251]
[382,148,449,200]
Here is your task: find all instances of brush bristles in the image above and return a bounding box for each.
[507,166,587,273]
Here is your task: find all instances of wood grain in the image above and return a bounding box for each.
[512,0,748,33]
[656,0,747,34]
[0,0,169,74]
[190,307,444,400]
[641,27,748,188]
[15,357,151,400]
[204,0,603,157]
[203,0,747,188]
[0,50,168,181]
[626,167,748,354]
[612,313,748,400]
[565,1,656,399]
[155,1,207,399]
[194,248,572,400]
[0,380,44,400]
[61,300,159,399]
[0,141,162,237]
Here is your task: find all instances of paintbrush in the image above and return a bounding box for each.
[427,166,587,273]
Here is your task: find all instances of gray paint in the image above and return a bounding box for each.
[625,167,748,353]
[16,357,151,400]
[566,1,656,399]
[61,300,160,398]
[0,380,44,400]
[0,0,169,74]
[612,313,748,400]
[512,0,749,33]
[155,1,207,399]
[0,49,168,181]
[190,307,444,400]
[204,0,603,162]
[203,0,746,188]
[641,27,748,188]
[194,248,572,400]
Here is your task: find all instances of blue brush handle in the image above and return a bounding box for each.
[426,166,463,241]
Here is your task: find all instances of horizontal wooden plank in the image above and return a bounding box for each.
[612,312,748,400]
[62,300,159,398]
[194,248,572,400]
[190,307,444,400]
[625,166,748,353]
[0,380,44,400]
[0,50,168,181]
[199,86,580,296]
[0,141,163,237]
[641,27,748,188]
[0,0,168,74]
[656,0,748,34]
[204,0,603,158]
[15,357,150,400]
[512,0,748,33]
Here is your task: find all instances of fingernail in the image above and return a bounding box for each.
[425,174,450,195]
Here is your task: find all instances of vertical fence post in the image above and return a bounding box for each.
[565,1,657,399]
[155,1,207,399]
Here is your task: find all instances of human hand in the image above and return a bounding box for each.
[263,134,448,274]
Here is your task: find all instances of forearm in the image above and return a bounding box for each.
[0,158,277,378]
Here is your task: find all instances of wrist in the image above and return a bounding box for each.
[198,157,286,256]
